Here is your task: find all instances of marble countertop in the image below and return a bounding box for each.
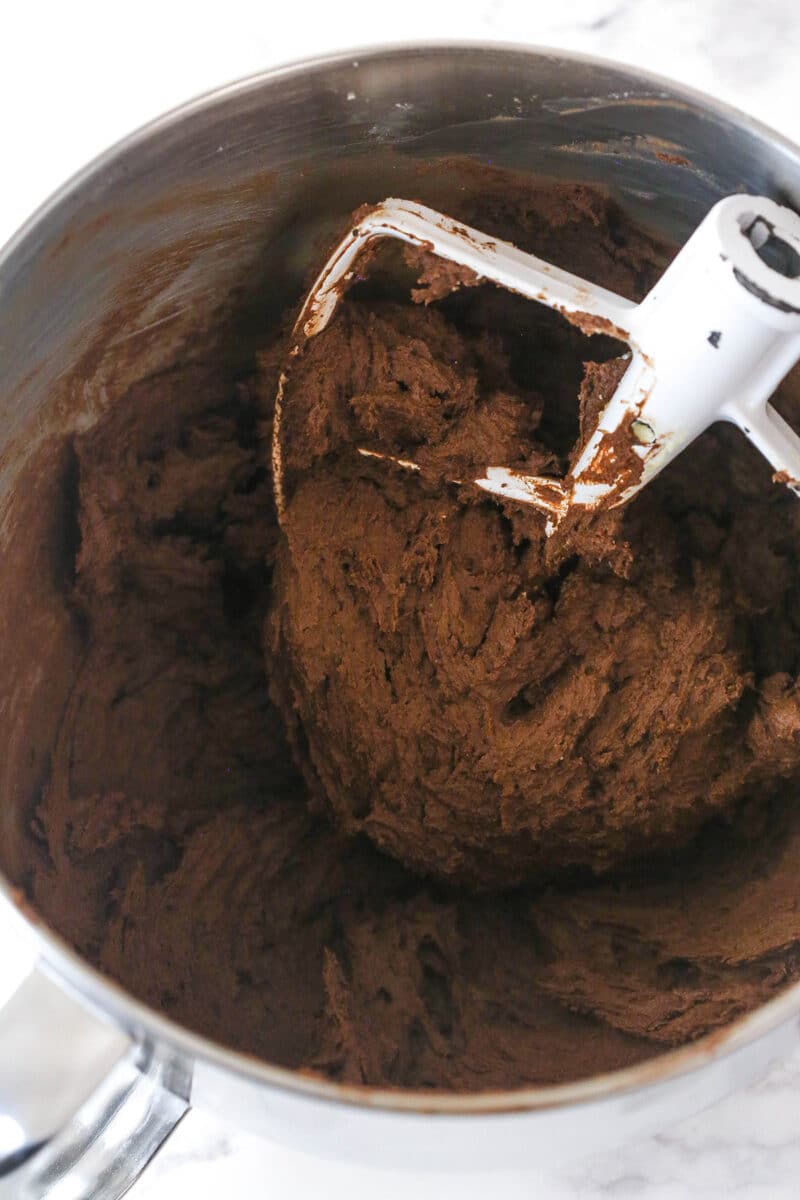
[136,1058,800,1200]
[4,0,800,1195]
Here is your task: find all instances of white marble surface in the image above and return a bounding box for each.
[3,0,800,1195]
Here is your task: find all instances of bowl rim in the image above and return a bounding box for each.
[3,37,800,1117]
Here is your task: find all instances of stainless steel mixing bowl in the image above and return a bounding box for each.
[1,42,800,1199]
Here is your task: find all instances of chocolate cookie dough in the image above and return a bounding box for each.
[270,190,800,889]
[6,172,800,1092]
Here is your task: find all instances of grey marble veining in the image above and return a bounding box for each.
[139,1049,800,1200]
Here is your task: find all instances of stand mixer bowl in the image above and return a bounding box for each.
[1,42,800,1198]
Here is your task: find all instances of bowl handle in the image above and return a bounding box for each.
[0,898,190,1198]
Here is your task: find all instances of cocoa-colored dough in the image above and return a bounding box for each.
[271,187,800,890]
[7,174,800,1091]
